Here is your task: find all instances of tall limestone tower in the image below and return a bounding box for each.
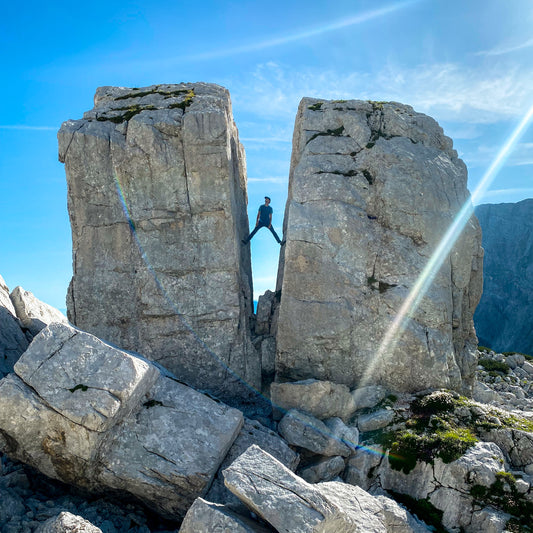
[58,84,260,405]
[275,98,483,395]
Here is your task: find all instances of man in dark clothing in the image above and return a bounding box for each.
[242,197,284,245]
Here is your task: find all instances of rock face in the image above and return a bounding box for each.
[58,83,259,405]
[0,276,29,378]
[474,199,533,355]
[0,322,243,519]
[275,98,483,394]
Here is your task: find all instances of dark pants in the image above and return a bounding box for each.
[244,222,281,243]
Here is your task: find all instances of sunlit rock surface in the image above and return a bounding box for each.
[275,98,483,394]
[58,83,259,405]
[474,199,533,355]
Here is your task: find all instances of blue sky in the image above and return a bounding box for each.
[1,0,532,310]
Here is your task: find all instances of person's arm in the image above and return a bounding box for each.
[256,209,260,226]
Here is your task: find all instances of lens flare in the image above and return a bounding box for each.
[361,102,533,386]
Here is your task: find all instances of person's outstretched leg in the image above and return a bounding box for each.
[242,223,263,244]
[268,225,282,244]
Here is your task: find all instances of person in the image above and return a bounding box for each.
[242,196,285,245]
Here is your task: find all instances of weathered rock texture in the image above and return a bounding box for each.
[474,199,533,355]
[58,83,259,405]
[275,98,483,394]
[0,276,29,378]
[0,323,243,519]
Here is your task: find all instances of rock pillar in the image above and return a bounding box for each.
[275,98,483,394]
[58,84,260,405]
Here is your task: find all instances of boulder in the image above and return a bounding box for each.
[275,98,482,395]
[35,512,102,533]
[323,417,359,451]
[357,409,395,432]
[278,409,351,456]
[0,322,243,519]
[58,83,260,407]
[0,275,29,378]
[299,455,346,483]
[352,385,388,410]
[205,417,299,511]
[10,286,68,337]
[474,199,533,355]
[271,379,356,421]
[223,445,429,532]
[180,498,271,533]
[255,290,275,336]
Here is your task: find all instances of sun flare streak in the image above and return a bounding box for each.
[361,102,533,386]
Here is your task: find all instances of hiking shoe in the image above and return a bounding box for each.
[280,240,286,246]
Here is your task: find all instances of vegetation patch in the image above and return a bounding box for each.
[115,86,192,100]
[96,104,156,124]
[470,472,533,529]
[168,89,195,110]
[388,492,446,533]
[478,358,510,374]
[69,384,89,393]
[316,169,358,177]
[412,391,457,415]
[308,102,323,111]
[307,126,345,144]
[143,399,164,409]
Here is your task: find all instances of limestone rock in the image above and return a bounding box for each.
[299,455,346,483]
[255,290,275,336]
[35,512,102,533]
[206,417,299,511]
[0,276,29,378]
[0,322,243,518]
[474,199,533,355]
[278,409,351,456]
[323,417,359,451]
[276,98,482,395]
[223,445,428,532]
[260,336,276,376]
[352,385,388,410]
[481,428,533,468]
[271,379,356,421]
[58,83,260,407]
[10,286,68,337]
[180,498,271,532]
[357,409,395,432]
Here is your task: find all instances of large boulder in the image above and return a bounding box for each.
[223,445,429,532]
[474,199,533,355]
[58,83,260,406]
[0,323,243,519]
[0,275,29,378]
[275,98,482,395]
[10,286,68,337]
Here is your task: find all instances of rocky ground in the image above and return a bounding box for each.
[1,347,532,532]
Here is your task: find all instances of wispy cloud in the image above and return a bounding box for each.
[469,142,533,167]
[0,125,56,131]
[179,1,422,62]
[248,177,288,184]
[475,37,533,57]
[232,61,533,124]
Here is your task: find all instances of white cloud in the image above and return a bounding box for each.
[231,61,533,125]
[475,37,533,57]
[474,188,533,205]
[0,125,56,131]
[468,142,533,168]
[248,177,288,183]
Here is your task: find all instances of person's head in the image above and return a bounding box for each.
[264,196,271,205]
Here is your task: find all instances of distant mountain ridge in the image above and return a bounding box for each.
[474,198,533,355]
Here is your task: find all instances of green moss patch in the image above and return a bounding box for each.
[478,358,510,374]
[307,126,345,144]
[388,492,446,533]
[308,102,323,111]
[168,89,195,110]
[69,384,89,393]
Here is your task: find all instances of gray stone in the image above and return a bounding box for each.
[299,456,346,483]
[10,286,68,337]
[0,491,25,526]
[255,290,275,336]
[205,418,299,510]
[275,98,482,396]
[0,322,243,519]
[58,83,260,407]
[260,336,276,376]
[469,507,511,533]
[323,417,359,452]
[357,409,395,432]
[0,276,29,378]
[223,445,422,533]
[474,199,533,355]
[481,428,533,468]
[523,361,533,376]
[271,379,356,421]
[35,512,102,533]
[473,381,502,404]
[345,445,384,490]
[278,409,351,456]
[351,385,388,410]
[180,498,271,532]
